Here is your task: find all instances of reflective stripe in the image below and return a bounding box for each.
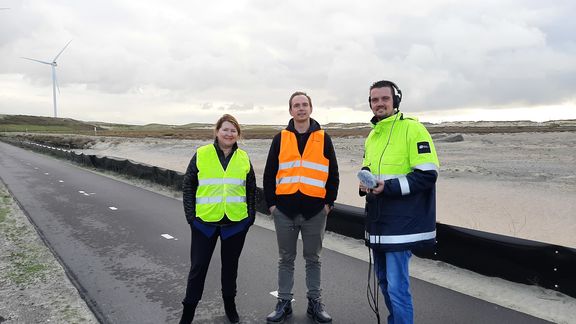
[276,176,325,188]
[368,230,436,244]
[226,196,246,203]
[198,178,246,186]
[279,160,301,170]
[398,176,410,196]
[413,163,438,172]
[278,160,329,173]
[300,176,326,188]
[196,196,222,204]
[301,160,329,173]
[197,196,246,204]
[277,176,301,185]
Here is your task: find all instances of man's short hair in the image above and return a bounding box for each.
[289,91,312,109]
[370,80,396,96]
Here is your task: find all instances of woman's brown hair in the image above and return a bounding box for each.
[214,114,242,138]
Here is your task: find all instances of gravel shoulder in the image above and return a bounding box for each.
[0,181,98,324]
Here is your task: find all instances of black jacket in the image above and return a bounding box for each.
[263,118,339,219]
[182,140,257,225]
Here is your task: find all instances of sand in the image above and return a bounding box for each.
[80,131,576,248]
[5,130,574,323]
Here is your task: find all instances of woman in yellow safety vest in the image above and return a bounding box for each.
[179,114,256,324]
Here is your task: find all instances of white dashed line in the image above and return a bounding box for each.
[108,207,118,211]
[161,234,175,240]
[58,180,64,183]
[79,190,85,194]
[44,173,50,175]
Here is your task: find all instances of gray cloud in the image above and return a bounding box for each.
[1,0,575,123]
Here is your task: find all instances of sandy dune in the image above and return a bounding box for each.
[79,131,576,248]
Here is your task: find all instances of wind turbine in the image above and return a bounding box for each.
[21,40,72,118]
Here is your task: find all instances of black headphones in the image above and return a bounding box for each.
[368,80,403,110]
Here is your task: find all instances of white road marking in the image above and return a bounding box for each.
[79,190,85,194]
[44,173,49,175]
[269,291,295,302]
[58,180,64,183]
[109,207,118,210]
[161,234,175,240]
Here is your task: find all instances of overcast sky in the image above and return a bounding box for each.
[1,0,575,125]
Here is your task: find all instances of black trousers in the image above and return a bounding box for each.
[183,225,248,305]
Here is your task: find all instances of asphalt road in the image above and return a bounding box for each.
[0,141,552,324]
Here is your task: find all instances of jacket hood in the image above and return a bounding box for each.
[286,118,322,134]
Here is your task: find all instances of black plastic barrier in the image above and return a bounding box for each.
[415,224,576,298]
[2,137,575,298]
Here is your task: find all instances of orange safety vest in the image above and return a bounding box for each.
[275,130,329,198]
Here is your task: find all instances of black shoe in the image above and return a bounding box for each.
[223,296,239,323]
[179,302,197,324]
[307,297,332,323]
[266,298,292,323]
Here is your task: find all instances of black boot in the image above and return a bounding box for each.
[266,298,292,323]
[179,302,197,324]
[223,296,239,323]
[307,297,332,323]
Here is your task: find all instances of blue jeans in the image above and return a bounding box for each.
[373,250,413,324]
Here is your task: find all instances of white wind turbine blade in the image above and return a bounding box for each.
[53,40,72,62]
[21,57,53,65]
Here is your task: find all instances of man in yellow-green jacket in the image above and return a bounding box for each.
[359,80,439,324]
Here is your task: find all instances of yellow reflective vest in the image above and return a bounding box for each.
[195,145,250,222]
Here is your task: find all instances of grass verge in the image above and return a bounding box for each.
[0,188,51,287]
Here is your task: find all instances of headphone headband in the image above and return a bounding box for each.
[369,80,403,109]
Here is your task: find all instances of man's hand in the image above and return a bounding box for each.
[360,180,384,194]
[372,180,385,194]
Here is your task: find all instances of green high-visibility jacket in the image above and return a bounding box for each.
[196,144,250,222]
[363,113,440,251]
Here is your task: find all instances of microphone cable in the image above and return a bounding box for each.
[366,247,381,323]
[367,110,400,323]
[376,111,400,177]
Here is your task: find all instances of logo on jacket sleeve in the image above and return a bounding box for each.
[417,142,431,154]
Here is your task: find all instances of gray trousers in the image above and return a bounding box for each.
[273,207,328,300]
